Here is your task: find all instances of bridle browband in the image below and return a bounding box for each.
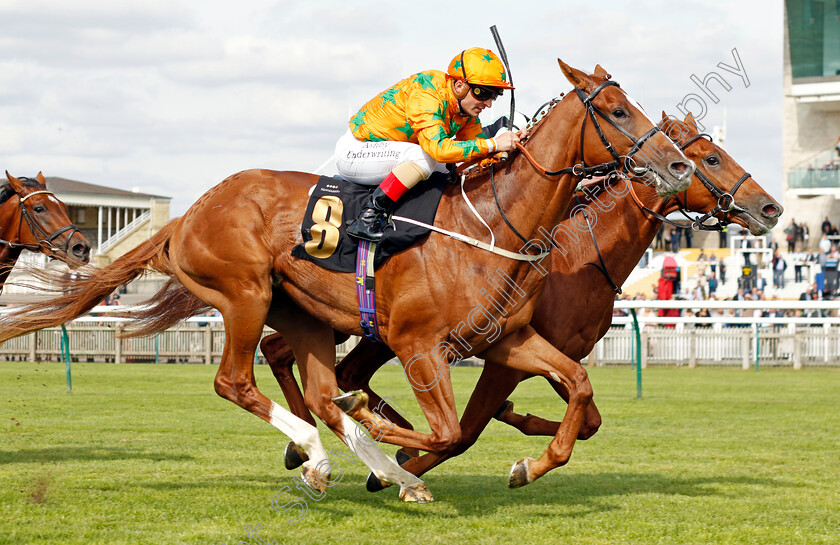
[0,185,82,254]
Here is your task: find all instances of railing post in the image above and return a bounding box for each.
[204,325,212,365]
[28,332,37,362]
[793,332,803,370]
[115,325,123,363]
[688,328,697,369]
[824,323,830,364]
[741,330,750,370]
[640,331,648,370]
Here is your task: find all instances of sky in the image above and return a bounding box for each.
[0,0,783,217]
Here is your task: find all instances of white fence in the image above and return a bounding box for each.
[3,302,840,367]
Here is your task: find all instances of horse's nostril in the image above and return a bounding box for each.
[669,161,692,179]
[762,204,778,217]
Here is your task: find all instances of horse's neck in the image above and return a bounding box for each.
[442,103,583,255]
[0,204,20,245]
[565,183,667,288]
[0,246,23,293]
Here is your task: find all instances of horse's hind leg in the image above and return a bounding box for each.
[207,297,333,491]
[260,332,316,426]
[494,378,602,440]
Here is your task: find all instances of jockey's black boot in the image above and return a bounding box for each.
[346,186,396,242]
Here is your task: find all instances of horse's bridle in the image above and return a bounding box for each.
[491,78,665,244]
[515,80,664,179]
[625,133,752,231]
[0,188,82,254]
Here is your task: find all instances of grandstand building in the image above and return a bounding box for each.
[783,0,840,241]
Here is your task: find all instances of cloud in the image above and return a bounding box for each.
[0,0,783,216]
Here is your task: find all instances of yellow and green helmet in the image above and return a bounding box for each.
[447,47,514,89]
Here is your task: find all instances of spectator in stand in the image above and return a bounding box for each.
[707,271,718,295]
[696,248,707,277]
[684,227,693,249]
[719,224,728,249]
[820,233,832,255]
[734,287,747,301]
[719,259,727,284]
[772,250,787,289]
[801,223,810,249]
[690,280,706,301]
[822,216,832,236]
[670,226,681,253]
[655,224,664,250]
[784,219,798,253]
[756,274,767,293]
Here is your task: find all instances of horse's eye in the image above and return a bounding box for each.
[613,109,627,119]
[705,156,720,167]
[33,205,46,213]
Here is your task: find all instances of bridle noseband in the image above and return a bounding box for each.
[626,133,751,231]
[0,187,83,254]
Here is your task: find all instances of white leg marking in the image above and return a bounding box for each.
[339,413,423,489]
[269,401,329,466]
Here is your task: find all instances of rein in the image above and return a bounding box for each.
[573,190,622,294]
[0,189,82,253]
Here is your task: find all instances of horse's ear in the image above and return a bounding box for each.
[5,171,23,193]
[661,111,670,121]
[558,59,591,91]
[683,113,699,131]
[593,64,611,80]
[36,172,47,187]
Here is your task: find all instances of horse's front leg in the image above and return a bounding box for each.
[270,310,432,502]
[333,339,462,456]
[480,325,593,488]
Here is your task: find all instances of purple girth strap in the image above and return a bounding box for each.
[355,240,383,342]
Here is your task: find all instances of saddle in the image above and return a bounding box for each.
[291,173,449,273]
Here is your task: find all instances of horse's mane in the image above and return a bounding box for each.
[0,177,41,206]
[463,95,567,182]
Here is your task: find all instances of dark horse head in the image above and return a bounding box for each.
[2,171,91,268]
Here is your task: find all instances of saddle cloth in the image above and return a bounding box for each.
[290,173,448,273]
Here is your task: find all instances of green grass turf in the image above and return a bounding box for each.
[1,361,838,544]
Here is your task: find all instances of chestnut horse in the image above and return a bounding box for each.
[0,61,694,502]
[0,171,90,290]
[261,112,783,488]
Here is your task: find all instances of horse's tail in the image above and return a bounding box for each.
[0,219,182,343]
[112,277,212,338]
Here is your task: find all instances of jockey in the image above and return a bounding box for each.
[337,47,528,242]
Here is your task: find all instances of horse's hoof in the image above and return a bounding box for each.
[394,449,413,466]
[284,441,308,470]
[508,457,534,489]
[300,464,329,494]
[366,471,391,492]
[399,482,433,503]
[332,390,369,415]
[493,399,514,420]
